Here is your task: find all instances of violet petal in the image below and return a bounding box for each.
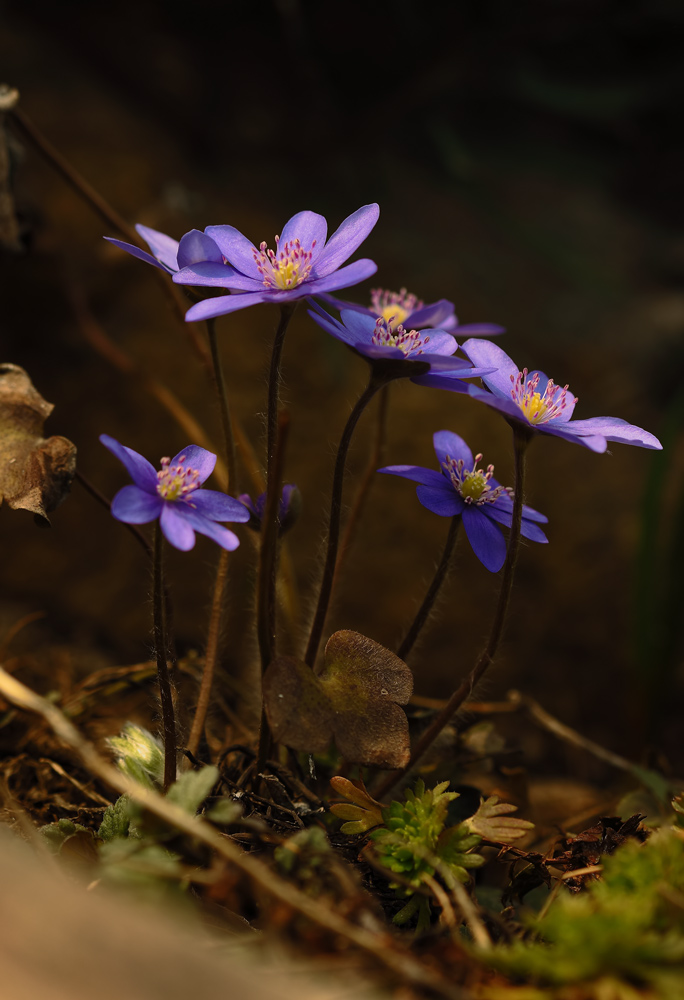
[313,204,380,277]
[111,485,163,524]
[462,507,506,572]
[160,504,196,551]
[100,434,159,492]
[169,446,216,484]
[189,489,251,522]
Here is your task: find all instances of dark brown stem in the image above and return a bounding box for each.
[333,384,390,589]
[186,548,229,759]
[257,411,290,767]
[9,107,211,369]
[374,426,531,800]
[304,372,388,668]
[152,523,177,791]
[397,516,461,662]
[266,304,296,480]
[206,318,237,494]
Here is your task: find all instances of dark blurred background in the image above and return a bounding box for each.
[1,0,683,773]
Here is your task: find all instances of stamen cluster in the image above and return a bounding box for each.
[156,455,201,501]
[371,317,429,355]
[442,454,510,506]
[510,369,577,425]
[253,236,315,290]
[370,287,423,326]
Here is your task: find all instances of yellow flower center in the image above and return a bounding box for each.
[156,456,201,501]
[253,236,315,290]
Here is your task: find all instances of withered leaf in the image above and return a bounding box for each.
[464,795,534,843]
[0,364,76,525]
[264,630,413,769]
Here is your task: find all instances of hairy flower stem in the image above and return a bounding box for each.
[187,549,228,760]
[152,522,178,791]
[257,412,291,768]
[397,516,461,662]
[305,372,389,668]
[333,384,390,590]
[267,304,296,480]
[375,426,531,800]
[206,318,237,494]
[185,320,238,761]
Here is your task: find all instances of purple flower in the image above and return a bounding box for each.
[100,435,250,551]
[420,340,663,454]
[176,205,380,322]
[239,484,301,534]
[307,303,497,380]
[379,430,548,572]
[105,224,238,281]
[320,286,505,337]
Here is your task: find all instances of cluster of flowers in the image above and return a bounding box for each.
[102,205,661,572]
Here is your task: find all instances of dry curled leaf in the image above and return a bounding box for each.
[0,364,76,525]
[264,630,413,768]
[464,795,534,843]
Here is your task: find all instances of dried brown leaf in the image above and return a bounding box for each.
[264,630,413,768]
[0,364,76,524]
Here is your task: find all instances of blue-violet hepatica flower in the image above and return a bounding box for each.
[100,435,249,551]
[239,484,301,534]
[320,286,505,337]
[419,340,663,454]
[104,224,237,280]
[176,205,380,322]
[308,304,497,380]
[379,430,548,573]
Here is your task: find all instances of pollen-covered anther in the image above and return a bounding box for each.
[370,287,423,326]
[156,455,202,501]
[510,368,578,424]
[371,317,428,355]
[442,453,508,505]
[252,234,316,290]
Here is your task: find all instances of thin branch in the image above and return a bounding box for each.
[0,666,463,1000]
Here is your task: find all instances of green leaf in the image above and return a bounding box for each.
[166,765,219,815]
[329,776,384,834]
[206,798,243,825]
[464,795,534,843]
[98,794,131,841]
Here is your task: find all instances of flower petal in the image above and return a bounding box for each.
[176,230,224,269]
[378,464,447,487]
[306,258,378,294]
[483,504,549,542]
[100,434,159,492]
[455,323,506,337]
[462,507,506,572]
[279,211,328,264]
[407,300,455,329]
[135,224,180,270]
[313,204,380,277]
[104,237,172,272]
[461,339,519,398]
[160,503,196,551]
[180,508,241,551]
[111,485,162,524]
[189,489,251,522]
[204,224,262,279]
[174,262,260,290]
[411,371,479,394]
[416,331,458,356]
[416,483,463,516]
[554,415,662,449]
[433,431,474,469]
[169,446,216,484]
[184,290,269,322]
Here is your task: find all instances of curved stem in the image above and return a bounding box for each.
[305,372,387,668]
[257,412,290,767]
[186,547,229,759]
[333,384,390,590]
[206,318,237,494]
[267,304,296,480]
[397,516,461,662]
[152,522,177,791]
[374,426,531,800]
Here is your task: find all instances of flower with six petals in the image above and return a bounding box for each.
[100,435,249,551]
[419,340,663,454]
[175,204,380,322]
[379,430,548,572]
